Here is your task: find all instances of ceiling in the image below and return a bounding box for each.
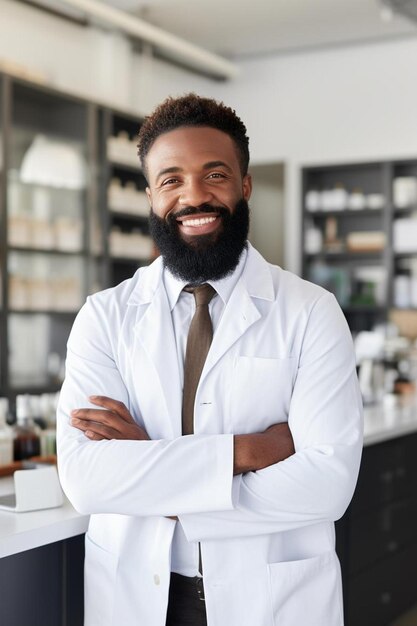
[98,0,417,59]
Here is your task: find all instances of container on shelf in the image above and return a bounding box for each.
[108,178,149,217]
[304,226,323,254]
[393,177,417,209]
[394,275,411,309]
[393,218,417,253]
[107,131,140,169]
[13,394,41,461]
[109,227,153,260]
[347,189,366,211]
[331,184,349,211]
[54,217,83,252]
[0,398,13,466]
[346,231,386,252]
[365,193,385,210]
[305,190,321,212]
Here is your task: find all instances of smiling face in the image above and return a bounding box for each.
[145,126,252,244]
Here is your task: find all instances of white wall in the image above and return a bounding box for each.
[214,37,417,272]
[248,164,284,267]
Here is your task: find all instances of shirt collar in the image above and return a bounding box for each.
[163,246,248,311]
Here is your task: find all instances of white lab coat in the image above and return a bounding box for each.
[57,243,363,626]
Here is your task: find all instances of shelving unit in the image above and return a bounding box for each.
[99,107,153,287]
[3,78,92,395]
[0,72,154,407]
[301,160,417,332]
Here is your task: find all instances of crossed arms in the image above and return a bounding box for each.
[57,290,363,538]
[70,395,295,476]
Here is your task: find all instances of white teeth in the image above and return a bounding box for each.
[181,216,217,227]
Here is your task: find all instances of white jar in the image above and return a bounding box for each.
[348,190,366,210]
[305,190,321,212]
[305,228,323,254]
[394,275,411,308]
[0,398,13,466]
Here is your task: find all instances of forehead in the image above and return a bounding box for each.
[146,126,240,178]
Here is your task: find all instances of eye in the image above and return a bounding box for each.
[161,177,179,186]
[207,172,226,179]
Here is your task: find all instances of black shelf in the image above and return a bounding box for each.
[8,246,87,256]
[393,206,417,215]
[343,305,386,314]
[109,210,148,222]
[9,309,78,316]
[10,382,63,395]
[108,159,143,175]
[110,256,146,265]
[306,251,384,262]
[306,209,383,218]
[394,252,417,259]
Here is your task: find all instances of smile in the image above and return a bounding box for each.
[178,215,218,227]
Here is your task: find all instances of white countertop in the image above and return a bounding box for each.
[364,394,417,446]
[0,475,89,559]
[1,398,417,560]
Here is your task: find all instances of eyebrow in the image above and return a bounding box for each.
[155,161,233,184]
[155,166,182,184]
[203,160,233,173]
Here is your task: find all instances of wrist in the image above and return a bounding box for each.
[233,434,260,475]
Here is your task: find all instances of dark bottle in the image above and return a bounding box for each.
[13,395,41,461]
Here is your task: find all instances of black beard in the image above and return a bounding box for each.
[149,198,250,283]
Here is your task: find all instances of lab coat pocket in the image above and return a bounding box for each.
[268,551,343,626]
[84,534,119,626]
[229,356,296,432]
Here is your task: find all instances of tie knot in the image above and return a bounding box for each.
[185,283,217,307]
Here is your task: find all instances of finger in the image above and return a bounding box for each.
[71,417,119,440]
[88,396,134,423]
[71,408,119,426]
[71,409,131,436]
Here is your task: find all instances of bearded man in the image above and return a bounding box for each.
[57,94,363,626]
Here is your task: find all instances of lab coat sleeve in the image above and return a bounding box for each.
[57,296,235,517]
[179,292,363,541]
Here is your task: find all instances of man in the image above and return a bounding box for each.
[57,94,363,626]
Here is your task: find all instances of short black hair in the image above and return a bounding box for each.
[137,93,250,179]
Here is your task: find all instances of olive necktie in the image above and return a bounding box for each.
[182,283,217,436]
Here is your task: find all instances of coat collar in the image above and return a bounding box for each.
[126,242,275,308]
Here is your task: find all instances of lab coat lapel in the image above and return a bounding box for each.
[131,260,182,439]
[202,245,274,380]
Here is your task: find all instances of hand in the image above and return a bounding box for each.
[234,422,294,475]
[70,395,150,441]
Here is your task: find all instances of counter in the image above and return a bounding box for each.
[363,393,417,446]
[0,475,88,558]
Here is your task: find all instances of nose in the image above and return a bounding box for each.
[179,178,213,208]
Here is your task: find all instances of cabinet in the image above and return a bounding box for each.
[0,535,84,626]
[0,72,152,406]
[302,161,417,333]
[336,432,417,625]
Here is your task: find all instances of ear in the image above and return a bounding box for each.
[242,173,252,201]
[145,187,152,207]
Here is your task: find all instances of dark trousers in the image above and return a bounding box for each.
[165,573,208,626]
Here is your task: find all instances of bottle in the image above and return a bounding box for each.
[13,394,41,461]
[0,398,13,466]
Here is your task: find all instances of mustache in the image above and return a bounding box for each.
[168,204,228,222]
